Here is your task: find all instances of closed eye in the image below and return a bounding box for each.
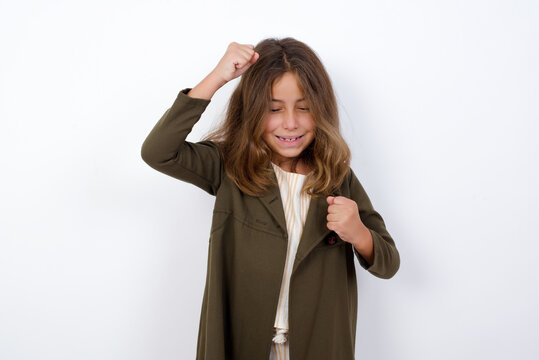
[270,108,309,112]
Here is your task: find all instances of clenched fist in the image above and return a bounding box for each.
[187,41,260,100]
[212,42,260,83]
[326,195,374,264]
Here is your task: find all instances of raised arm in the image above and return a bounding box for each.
[140,88,222,194]
[140,42,259,195]
[187,41,259,100]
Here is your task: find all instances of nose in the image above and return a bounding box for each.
[283,109,298,129]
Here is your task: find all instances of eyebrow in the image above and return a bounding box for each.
[271,98,305,102]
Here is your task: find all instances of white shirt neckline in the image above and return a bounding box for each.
[271,161,313,176]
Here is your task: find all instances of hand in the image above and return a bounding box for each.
[326,195,366,246]
[212,42,259,83]
[187,42,259,100]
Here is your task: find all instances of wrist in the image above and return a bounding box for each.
[352,224,372,251]
[207,69,228,88]
[352,224,375,265]
[188,71,227,100]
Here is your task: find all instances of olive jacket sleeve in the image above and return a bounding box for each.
[349,168,400,279]
[140,88,223,196]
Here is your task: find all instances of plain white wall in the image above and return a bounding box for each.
[1,0,538,359]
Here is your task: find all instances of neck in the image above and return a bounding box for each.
[272,158,311,175]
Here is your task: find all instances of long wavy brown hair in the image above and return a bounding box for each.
[202,37,351,198]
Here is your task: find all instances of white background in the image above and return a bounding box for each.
[1,0,538,359]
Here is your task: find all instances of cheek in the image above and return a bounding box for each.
[261,119,274,142]
[303,116,316,132]
[263,117,279,133]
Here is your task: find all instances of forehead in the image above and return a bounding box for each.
[270,72,306,101]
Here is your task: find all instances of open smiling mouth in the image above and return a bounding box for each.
[276,135,304,142]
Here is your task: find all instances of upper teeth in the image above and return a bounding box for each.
[278,136,300,142]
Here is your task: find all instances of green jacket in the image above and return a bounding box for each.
[141,88,400,359]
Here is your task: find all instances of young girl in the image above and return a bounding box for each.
[141,38,400,360]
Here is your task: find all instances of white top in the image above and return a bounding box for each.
[270,162,312,344]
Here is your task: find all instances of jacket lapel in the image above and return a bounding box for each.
[258,179,331,268]
[292,194,332,275]
[258,169,288,237]
[258,163,343,275]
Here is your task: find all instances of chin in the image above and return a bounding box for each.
[275,151,303,161]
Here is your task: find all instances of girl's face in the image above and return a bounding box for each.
[262,72,315,171]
